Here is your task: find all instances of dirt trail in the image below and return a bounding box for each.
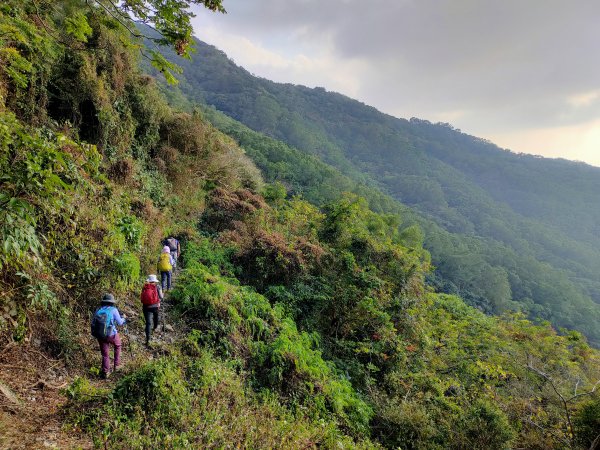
[0,341,91,449]
[0,268,185,449]
[119,267,185,350]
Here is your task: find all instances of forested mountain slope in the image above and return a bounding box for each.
[155,37,600,344]
[2,3,600,448]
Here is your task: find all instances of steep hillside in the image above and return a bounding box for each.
[154,38,600,343]
[1,3,600,449]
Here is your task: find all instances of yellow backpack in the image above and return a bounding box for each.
[158,253,172,272]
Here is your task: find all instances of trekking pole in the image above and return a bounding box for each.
[123,322,135,358]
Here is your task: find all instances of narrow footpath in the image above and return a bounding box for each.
[0,268,185,449]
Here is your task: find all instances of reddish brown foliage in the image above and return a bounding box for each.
[131,198,157,219]
[234,189,267,210]
[204,188,325,290]
[202,188,268,233]
[157,145,178,166]
[160,113,209,156]
[108,158,134,182]
[222,224,324,291]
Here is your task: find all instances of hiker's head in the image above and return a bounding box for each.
[146,274,159,284]
[101,293,116,306]
[162,245,170,253]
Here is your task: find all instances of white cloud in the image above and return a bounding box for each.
[191,0,600,167]
[568,90,600,108]
[198,24,365,96]
[201,27,290,69]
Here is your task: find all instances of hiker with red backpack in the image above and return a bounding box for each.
[141,274,163,346]
[157,245,174,291]
[91,293,126,379]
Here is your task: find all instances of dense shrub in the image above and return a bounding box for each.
[453,400,515,450]
[67,351,376,449]
[161,112,263,191]
[170,249,373,436]
[574,397,600,449]
[112,252,141,289]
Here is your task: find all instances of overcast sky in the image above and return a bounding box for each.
[191,0,600,167]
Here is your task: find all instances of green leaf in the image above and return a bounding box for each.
[64,13,93,43]
[149,50,182,85]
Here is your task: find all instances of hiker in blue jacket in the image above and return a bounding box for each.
[91,293,126,379]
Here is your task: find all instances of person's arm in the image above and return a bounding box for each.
[112,308,126,326]
[177,240,180,258]
[157,285,164,301]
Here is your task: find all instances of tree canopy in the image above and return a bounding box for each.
[152,38,600,345]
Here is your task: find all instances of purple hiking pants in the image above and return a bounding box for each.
[98,333,121,374]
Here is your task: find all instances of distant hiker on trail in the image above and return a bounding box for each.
[91,293,126,379]
[158,245,174,291]
[163,236,180,269]
[141,274,163,346]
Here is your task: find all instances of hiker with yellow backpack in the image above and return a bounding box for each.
[163,236,180,270]
[157,245,174,291]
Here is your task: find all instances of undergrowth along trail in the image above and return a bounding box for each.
[0,260,185,449]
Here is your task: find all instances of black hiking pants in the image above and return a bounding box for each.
[143,305,159,343]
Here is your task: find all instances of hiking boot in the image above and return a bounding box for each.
[101,371,110,380]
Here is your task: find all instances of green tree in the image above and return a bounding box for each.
[94,1,225,55]
[33,0,226,83]
[574,398,600,449]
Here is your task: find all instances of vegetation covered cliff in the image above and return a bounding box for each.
[1,2,599,448]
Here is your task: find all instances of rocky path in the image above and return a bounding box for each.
[118,267,184,354]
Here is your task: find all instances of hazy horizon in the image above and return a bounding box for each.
[191,0,600,168]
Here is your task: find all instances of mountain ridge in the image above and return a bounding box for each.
[152,36,600,342]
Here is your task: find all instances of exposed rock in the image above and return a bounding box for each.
[0,380,21,405]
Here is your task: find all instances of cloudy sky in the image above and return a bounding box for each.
[191,0,600,167]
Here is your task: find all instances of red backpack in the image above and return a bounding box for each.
[141,283,159,306]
